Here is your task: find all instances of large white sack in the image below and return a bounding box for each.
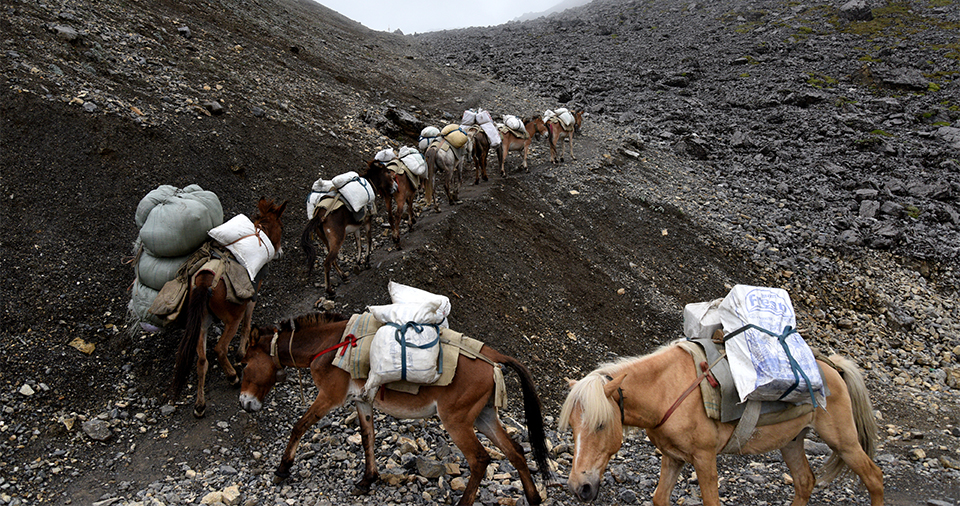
[387,281,451,324]
[375,148,396,162]
[420,126,440,138]
[504,115,523,132]
[475,108,493,124]
[137,248,190,291]
[369,301,443,325]
[312,178,334,192]
[557,110,575,128]
[337,177,375,213]
[139,188,224,257]
[397,146,418,158]
[365,312,442,392]
[682,298,723,339]
[208,214,277,281]
[306,179,335,220]
[332,171,360,189]
[400,151,427,177]
[461,109,477,125]
[480,121,502,147]
[718,285,825,405]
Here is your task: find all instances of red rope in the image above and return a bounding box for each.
[310,333,358,364]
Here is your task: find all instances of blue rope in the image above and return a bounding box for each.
[724,324,819,408]
[384,322,442,381]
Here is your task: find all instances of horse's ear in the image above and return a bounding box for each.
[249,327,261,346]
[565,377,577,388]
[276,200,287,217]
[603,373,627,399]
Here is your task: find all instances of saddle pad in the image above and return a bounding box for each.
[386,160,420,190]
[497,124,528,139]
[333,313,484,394]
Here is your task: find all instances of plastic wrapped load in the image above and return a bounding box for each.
[136,247,190,291]
[138,185,223,257]
[440,124,468,149]
[331,172,375,213]
[398,147,427,177]
[682,298,723,339]
[374,148,396,162]
[306,179,335,220]
[718,285,825,405]
[208,214,277,281]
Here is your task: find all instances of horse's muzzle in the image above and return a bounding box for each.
[572,481,600,502]
[239,392,262,412]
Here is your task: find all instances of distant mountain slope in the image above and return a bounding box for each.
[514,0,594,22]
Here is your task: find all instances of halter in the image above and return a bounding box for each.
[603,375,625,427]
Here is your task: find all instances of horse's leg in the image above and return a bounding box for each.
[651,454,684,506]
[353,401,380,493]
[193,316,211,418]
[322,233,344,296]
[443,420,491,506]
[275,379,346,482]
[816,410,884,505]
[362,219,372,267]
[236,297,256,360]
[567,132,575,160]
[781,437,815,506]
[689,452,721,506]
[474,406,542,505]
[498,142,506,177]
[522,142,530,171]
[212,308,243,387]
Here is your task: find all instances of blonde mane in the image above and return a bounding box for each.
[558,340,682,432]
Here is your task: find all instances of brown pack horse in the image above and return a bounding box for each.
[301,165,396,294]
[496,116,548,177]
[466,127,491,185]
[172,198,287,418]
[365,159,417,249]
[239,312,556,505]
[546,110,583,165]
[558,341,883,505]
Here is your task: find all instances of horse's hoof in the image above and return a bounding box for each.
[273,470,290,484]
[193,405,206,418]
[482,175,489,181]
[228,376,241,388]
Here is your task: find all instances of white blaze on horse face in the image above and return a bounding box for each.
[567,408,621,501]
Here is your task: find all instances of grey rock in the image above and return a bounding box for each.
[840,0,873,21]
[81,419,112,441]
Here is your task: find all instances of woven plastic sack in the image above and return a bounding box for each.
[387,281,451,323]
[337,177,375,213]
[718,285,825,405]
[138,186,223,257]
[504,115,523,132]
[461,109,478,125]
[365,302,443,393]
[128,280,165,330]
[208,214,276,281]
[400,151,427,177]
[420,126,440,138]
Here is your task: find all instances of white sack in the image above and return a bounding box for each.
[682,298,723,339]
[420,126,440,138]
[375,148,396,162]
[307,179,335,219]
[461,109,477,125]
[504,115,523,132]
[480,121,502,147]
[365,317,442,392]
[558,110,575,128]
[337,177,375,213]
[718,285,825,405]
[398,146,418,158]
[387,281,451,325]
[332,171,360,189]
[312,178,334,192]
[475,108,493,124]
[400,151,427,177]
[208,214,277,281]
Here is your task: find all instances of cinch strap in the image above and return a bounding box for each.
[724,324,818,408]
[385,322,441,381]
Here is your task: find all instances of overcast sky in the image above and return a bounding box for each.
[316,0,561,34]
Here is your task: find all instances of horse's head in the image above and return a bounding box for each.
[527,116,548,140]
[558,373,627,502]
[573,110,584,134]
[239,325,281,412]
[254,198,287,259]
[365,159,398,197]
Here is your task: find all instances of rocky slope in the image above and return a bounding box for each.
[0,0,958,505]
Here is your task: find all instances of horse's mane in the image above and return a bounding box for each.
[276,311,349,332]
[558,339,683,432]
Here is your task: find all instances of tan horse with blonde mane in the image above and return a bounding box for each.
[239,312,556,505]
[558,341,883,505]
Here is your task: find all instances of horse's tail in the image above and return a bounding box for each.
[301,211,322,273]
[819,354,878,485]
[499,355,556,484]
[172,270,213,398]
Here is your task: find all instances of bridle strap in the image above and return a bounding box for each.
[654,350,726,429]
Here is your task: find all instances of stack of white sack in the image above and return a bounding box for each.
[461,108,501,147]
[365,282,452,393]
[305,178,334,220]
